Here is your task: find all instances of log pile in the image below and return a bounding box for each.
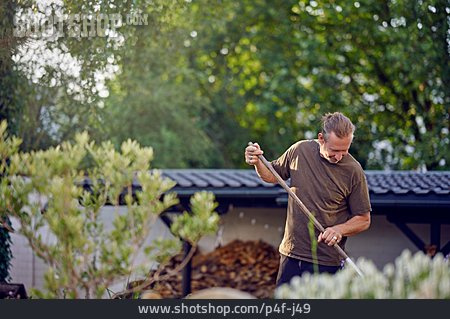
[150,239,279,298]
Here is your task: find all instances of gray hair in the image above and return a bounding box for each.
[321,112,355,140]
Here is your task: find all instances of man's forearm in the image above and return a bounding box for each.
[335,213,371,237]
[254,161,277,184]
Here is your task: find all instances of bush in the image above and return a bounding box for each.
[0,120,219,298]
[275,250,450,299]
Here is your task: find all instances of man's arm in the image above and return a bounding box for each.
[254,160,277,184]
[245,143,277,184]
[318,212,371,246]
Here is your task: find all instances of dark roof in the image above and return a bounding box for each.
[157,170,450,212]
[161,169,449,195]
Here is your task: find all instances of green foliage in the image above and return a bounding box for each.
[0,121,22,282]
[102,1,219,168]
[0,120,219,298]
[184,0,449,169]
[145,237,182,266]
[3,0,188,151]
[171,191,220,244]
[307,217,318,273]
[2,0,449,170]
[275,250,450,298]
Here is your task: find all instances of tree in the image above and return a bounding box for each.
[3,0,190,150]
[0,120,219,298]
[0,0,24,282]
[185,0,449,169]
[0,0,192,281]
[103,2,219,168]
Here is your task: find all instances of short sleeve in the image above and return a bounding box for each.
[270,143,298,181]
[347,173,372,216]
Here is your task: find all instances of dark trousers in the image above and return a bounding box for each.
[276,254,341,287]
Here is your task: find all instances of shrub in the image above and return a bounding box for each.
[275,250,450,299]
[0,120,219,298]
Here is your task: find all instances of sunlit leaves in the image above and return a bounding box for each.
[187,0,448,169]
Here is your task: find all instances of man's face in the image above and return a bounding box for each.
[318,131,353,164]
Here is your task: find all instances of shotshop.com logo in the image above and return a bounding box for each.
[13,11,149,38]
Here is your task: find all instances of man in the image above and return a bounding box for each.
[244,112,371,286]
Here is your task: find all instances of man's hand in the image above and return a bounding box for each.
[244,142,264,166]
[318,226,342,246]
[245,142,278,184]
[318,213,370,246]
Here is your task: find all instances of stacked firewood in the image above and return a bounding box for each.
[150,239,279,298]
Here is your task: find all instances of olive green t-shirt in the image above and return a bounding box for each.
[271,140,371,266]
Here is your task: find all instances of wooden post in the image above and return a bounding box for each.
[182,240,192,297]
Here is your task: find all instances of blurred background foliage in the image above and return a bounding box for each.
[0,0,449,170]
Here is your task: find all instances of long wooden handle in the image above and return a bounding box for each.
[248,142,364,276]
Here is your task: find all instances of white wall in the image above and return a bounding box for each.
[198,207,450,269]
